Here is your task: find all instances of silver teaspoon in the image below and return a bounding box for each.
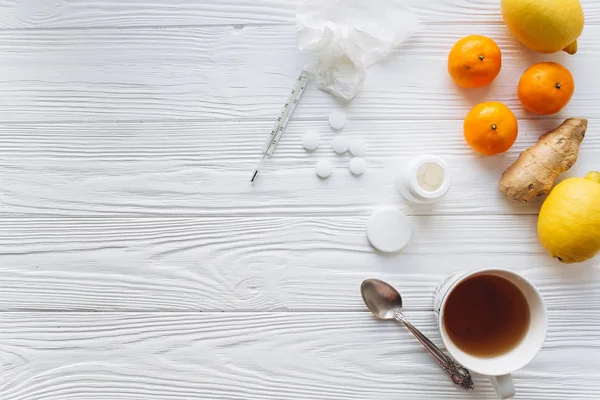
[360,278,474,390]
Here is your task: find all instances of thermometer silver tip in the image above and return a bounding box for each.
[250,170,259,183]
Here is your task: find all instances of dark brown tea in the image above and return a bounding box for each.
[443,274,530,358]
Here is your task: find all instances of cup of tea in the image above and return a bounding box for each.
[433,269,547,399]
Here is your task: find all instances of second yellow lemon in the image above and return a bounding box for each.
[538,172,600,264]
[501,0,584,55]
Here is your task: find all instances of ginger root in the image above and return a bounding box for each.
[499,118,587,203]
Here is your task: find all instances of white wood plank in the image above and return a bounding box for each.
[0,24,598,122]
[6,118,598,166]
[1,118,597,217]
[0,311,598,399]
[1,215,598,311]
[0,0,599,28]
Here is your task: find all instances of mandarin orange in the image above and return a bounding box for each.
[518,62,574,115]
[464,102,518,156]
[448,35,502,88]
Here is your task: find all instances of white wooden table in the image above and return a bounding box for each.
[1,1,599,399]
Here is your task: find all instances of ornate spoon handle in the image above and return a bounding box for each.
[394,310,474,390]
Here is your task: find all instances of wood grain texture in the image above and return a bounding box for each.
[1,118,597,218]
[1,215,598,311]
[0,0,599,28]
[0,311,599,400]
[0,24,599,122]
[1,0,599,396]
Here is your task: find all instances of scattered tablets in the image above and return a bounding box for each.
[315,160,333,178]
[302,132,320,151]
[349,157,366,175]
[349,139,366,157]
[332,136,349,154]
[302,112,371,180]
[329,111,347,131]
[366,208,412,253]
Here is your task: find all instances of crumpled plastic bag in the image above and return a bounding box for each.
[297,0,420,101]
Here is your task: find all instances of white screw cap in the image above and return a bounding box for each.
[366,208,412,253]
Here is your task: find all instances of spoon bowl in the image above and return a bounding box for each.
[360,278,403,319]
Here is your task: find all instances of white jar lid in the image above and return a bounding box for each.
[366,208,412,253]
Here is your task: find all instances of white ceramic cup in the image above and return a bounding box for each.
[433,269,548,399]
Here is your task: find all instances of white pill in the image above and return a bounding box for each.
[349,157,366,175]
[332,136,349,154]
[349,139,366,157]
[302,132,320,151]
[315,160,333,178]
[366,208,412,253]
[329,111,347,130]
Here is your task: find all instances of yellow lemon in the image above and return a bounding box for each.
[501,0,584,54]
[538,172,600,264]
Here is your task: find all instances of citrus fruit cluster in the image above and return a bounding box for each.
[448,35,575,156]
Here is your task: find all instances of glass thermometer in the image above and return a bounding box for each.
[251,70,309,182]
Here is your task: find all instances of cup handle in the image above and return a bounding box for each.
[489,374,515,399]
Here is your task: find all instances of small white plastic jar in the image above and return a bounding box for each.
[396,155,452,203]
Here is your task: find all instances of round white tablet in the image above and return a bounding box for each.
[349,139,366,157]
[332,136,349,154]
[315,160,333,178]
[329,111,347,131]
[366,208,412,253]
[349,157,366,175]
[302,132,320,151]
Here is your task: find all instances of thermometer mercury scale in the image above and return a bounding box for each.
[251,70,309,182]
